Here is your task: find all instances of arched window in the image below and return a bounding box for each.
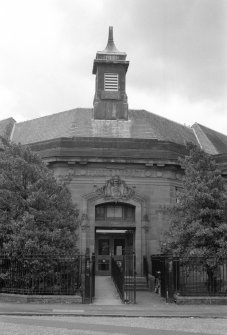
[95,202,135,221]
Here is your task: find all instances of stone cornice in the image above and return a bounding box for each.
[28,137,188,167]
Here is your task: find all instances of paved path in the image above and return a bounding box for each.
[92,276,122,305]
[0,286,226,318]
[0,294,226,318]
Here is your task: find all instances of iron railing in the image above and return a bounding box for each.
[173,257,227,297]
[151,255,227,299]
[111,257,124,299]
[91,253,95,300]
[111,254,136,304]
[0,254,95,302]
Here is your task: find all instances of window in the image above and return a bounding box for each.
[95,203,135,221]
[106,205,122,218]
[124,205,135,220]
[95,206,105,220]
[104,73,118,91]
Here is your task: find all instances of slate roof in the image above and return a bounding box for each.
[1,110,226,156]
[192,123,227,155]
[7,108,198,147]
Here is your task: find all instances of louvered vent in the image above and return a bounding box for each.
[104,73,118,91]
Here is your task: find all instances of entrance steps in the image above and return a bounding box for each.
[125,276,149,291]
[136,276,149,291]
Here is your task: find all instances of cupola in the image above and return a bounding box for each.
[93,27,129,120]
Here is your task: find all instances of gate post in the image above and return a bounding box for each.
[133,252,136,304]
[165,254,174,302]
[84,251,91,303]
[91,253,95,300]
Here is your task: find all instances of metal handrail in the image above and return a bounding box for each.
[111,254,136,303]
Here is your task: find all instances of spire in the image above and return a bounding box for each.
[103,26,119,53]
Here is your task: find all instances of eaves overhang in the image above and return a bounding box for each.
[27,137,188,167]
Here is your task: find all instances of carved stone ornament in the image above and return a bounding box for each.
[80,214,89,231]
[96,176,135,201]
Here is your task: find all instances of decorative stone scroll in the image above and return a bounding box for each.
[96,176,135,201]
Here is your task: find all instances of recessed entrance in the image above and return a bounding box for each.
[95,228,135,275]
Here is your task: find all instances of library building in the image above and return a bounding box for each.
[0,27,227,282]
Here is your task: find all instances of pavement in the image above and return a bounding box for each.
[0,291,226,319]
[0,276,227,319]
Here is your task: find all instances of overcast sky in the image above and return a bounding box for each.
[0,0,226,134]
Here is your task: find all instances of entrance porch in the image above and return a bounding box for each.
[83,188,148,276]
[95,228,134,276]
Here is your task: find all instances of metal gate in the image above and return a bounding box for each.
[111,253,136,304]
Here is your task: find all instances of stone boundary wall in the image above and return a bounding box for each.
[175,295,227,305]
[0,293,82,304]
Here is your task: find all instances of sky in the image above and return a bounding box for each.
[0,0,227,134]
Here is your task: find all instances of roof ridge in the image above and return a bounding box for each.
[194,122,227,138]
[129,109,192,130]
[192,123,219,154]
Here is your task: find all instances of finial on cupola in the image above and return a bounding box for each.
[103,26,119,53]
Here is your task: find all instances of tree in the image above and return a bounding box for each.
[0,138,79,257]
[161,143,227,260]
[160,143,227,294]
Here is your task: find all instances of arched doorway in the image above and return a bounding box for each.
[95,202,135,275]
[83,177,148,276]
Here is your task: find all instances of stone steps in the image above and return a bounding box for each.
[125,276,149,291]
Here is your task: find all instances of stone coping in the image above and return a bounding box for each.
[0,293,82,304]
[175,295,227,305]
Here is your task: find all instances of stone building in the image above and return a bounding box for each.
[0,27,227,276]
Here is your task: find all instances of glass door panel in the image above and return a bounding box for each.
[114,239,125,256]
[113,238,125,269]
[96,238,111,275]
[98,239,110,255]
